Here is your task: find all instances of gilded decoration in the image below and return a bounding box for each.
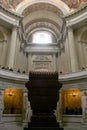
[61,88,82,115]
[4,88,24,114]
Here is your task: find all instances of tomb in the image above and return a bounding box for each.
[25,71,63,130]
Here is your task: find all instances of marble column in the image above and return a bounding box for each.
[0,42,4,66]
[1,40,7,66]
[57,51,61,73]
[53,53,57,71]
[77,41,85,69]
[56,53,59,72]
[82,42,87,67]
[6,26,17,69]
[81,91,87,123]
[27,53,32,72]
[68,26,78,72]
[0,90,4,123]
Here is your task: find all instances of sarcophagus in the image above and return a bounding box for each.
[26,71,62,115]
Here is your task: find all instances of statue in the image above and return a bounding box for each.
[24,93,32,122]
[26,101,32,122]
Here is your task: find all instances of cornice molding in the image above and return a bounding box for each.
[0,68,28,83]
[24,46,59,54]
[65,4,87,19]
[0,4,22,18]
[0,68,87,84]
[0,4,23,27]
[0,12,19,26]
[64,4,87,27]
[59,69,87,82]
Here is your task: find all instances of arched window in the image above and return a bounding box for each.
[31,30,56,44]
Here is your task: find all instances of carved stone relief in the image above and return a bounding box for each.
[31,55,53,71]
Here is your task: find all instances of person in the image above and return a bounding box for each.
[0,91,4,122]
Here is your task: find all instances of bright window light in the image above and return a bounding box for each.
[32,31,52,44]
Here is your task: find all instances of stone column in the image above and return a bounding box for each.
[0,90,4,123]
[82,42,87,67]
[25,53,28,73]
[81,90,87,123]
[6,26,17,69]
[57,51,61,73]
[77,41,85,69]
[1,40,7,66]
[53,53,56,71]
[0,42,4,66]
[27,53,32,72]
[68,26,78,72]
[56,53,59,72]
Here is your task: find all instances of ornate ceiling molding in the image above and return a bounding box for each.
[22,3,63,17]
[24,18,61,30]
[16,1,67,53]
[1,0,87,11]
[24,18,61,39]
[16,0,70,15]
[26,25,59,42]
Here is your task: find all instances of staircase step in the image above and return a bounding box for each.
[31,115,56,122]
[24,127,63,130]
[28,122,59,127]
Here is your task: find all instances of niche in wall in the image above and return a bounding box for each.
[4,88,24,114]
[61,88,82,115]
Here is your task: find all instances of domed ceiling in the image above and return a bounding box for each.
[1,0,87,9]
[1,0,87,50]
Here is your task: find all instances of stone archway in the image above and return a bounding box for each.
[16,0,70,15]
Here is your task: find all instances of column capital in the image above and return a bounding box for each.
[12,26,18,31]
[67,25,73,32]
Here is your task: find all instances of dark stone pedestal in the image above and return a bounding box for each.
[24,114,63,130]
[29,114,59,127]
[24,72,63,130]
